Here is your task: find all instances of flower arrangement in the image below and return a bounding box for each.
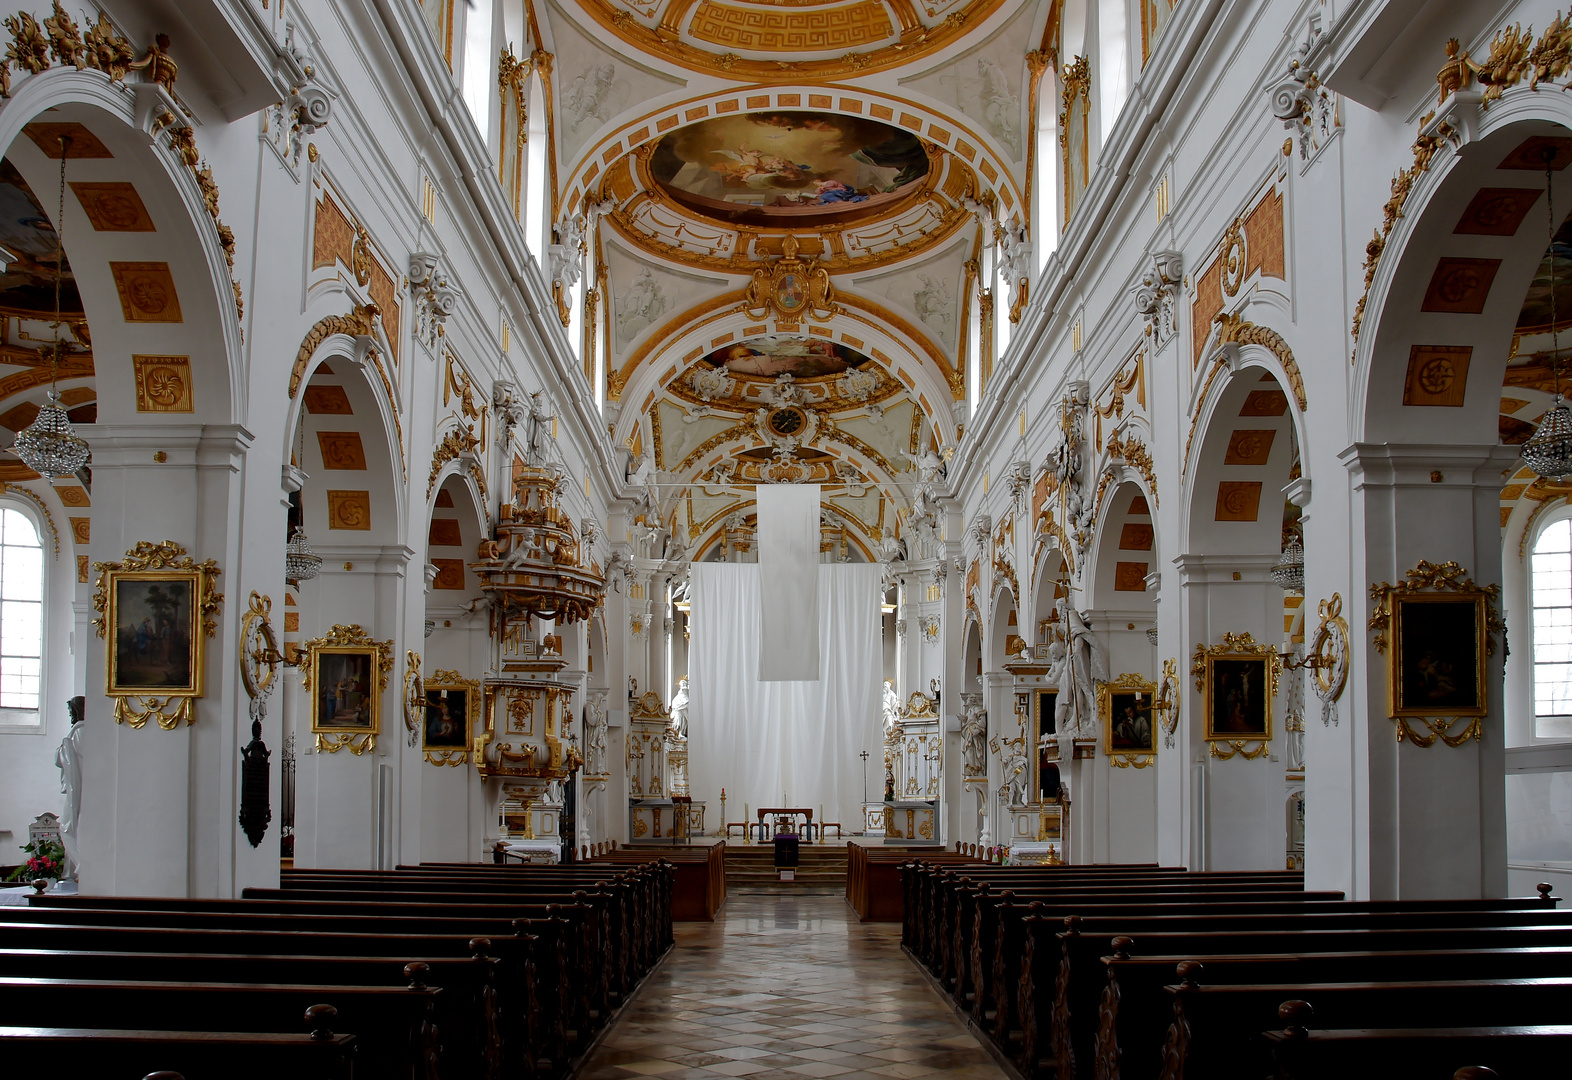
[4,837,65,882]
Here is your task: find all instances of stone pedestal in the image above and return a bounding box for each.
[883,800,939,844]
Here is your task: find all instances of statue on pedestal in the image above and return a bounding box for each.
[959,693,987,778]
[55,696,85,880]
[881,679,901,740]
[1001,739,1029,808]
[669,676,690,739]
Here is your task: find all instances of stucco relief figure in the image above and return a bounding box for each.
[616,267,670,346]
[959,693,987,778]
[910,273,955,336]
[584,693,609,775]
[669,677,690,739]
[55,696,85,879]
[976,58,1021,159]
[563,63,626,139]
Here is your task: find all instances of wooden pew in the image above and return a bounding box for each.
[0,945,501,1080]
[1263,1001,1572,1080]
[1034,913,1572,1080]
[0,1004,355,1080]
[578,845,727,920]
[1098,943,1572,1080]
[0,976,438,1080]
[0,913,549,1078]
[1159,970,1572,1080]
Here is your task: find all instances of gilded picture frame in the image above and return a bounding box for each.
[301,624,392,754]
[1368,560,1503,747]
[92,540,223,730]
[1193,632,1282,759]
[1099,673,1157,767]
[422,669,481,766]
[1033,687,1061,799]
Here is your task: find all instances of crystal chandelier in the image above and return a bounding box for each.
[14,138,89,480]
[285,524,322,583]
[1524,147,1572,480]
[1271,534,1305,593]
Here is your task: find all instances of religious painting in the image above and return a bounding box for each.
[1390,594,1487,718]
[1100,675,1157,764]
[649,112,929,225]
[1034,689,1061,800]
[422,670,481,762]
[0,158,84,320]
[1516,217,1572,334]
[312,648,379,731]
[704,335,870,380]
[106,571,200,695]
[1203,655,1273,741]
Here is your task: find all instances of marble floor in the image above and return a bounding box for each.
[578,890,1009,1080]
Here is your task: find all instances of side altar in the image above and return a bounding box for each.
[626,690,704,843]
[881,689,941,845]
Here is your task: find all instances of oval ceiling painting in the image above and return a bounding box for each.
[650,112,929,227]
[706,336,872,380]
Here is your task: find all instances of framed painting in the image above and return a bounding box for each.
[423,669,480,765]
[1034,688,1061,799]
[1194,632,1282,753]
[92,541,223,730]
[1389,594,1487,719]
[106,569,201,696]
[1369,560,1503,746]
[1099,674,1157,765]
[301,624,392,754]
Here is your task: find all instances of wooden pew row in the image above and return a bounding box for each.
[845,846,990,922]
[269,862,667,988]
[0,977,435,1080]
[0,943,500,1080]
[11,897,584,1077]
[893,859,1570,1080]
[22,893,579,1067]
[0,1005,355,1080]
[1263,1002,1572,1080]
[577,845,727,920]
[1157,968,1572,1080]
[1035,910,1572,1080]
[1098,943,1572,1080]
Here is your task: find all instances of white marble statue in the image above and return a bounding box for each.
[1002,740,1029,807]
[55,699,85,879]
[882,679,901,742]
[878,524,907,563]
[1051,601,1109,737]
[960,693,987,778]
[584,692,609,775]
[669,677,690,739]
[903,445,947,482]
[524,390,554,465]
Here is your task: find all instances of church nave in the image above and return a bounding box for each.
[579,891,1008,1080]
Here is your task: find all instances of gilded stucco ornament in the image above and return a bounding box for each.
[743,235,836,321]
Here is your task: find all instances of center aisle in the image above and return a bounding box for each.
[579,891,1009,1079]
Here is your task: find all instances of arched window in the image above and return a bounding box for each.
[525,71,549,265]
[1532,516,1572,726]
[0,506,43,725]
[460,0,496,138]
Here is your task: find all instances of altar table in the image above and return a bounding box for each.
[755,806,815,842]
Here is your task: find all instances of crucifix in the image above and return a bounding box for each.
[859,750,870,803]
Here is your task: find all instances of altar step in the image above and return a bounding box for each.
[724,843,848,890]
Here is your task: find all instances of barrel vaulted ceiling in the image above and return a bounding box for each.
[526,0,1055,557]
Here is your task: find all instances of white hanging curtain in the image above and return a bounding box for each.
[687,562,883,827]
[756,483,821,681]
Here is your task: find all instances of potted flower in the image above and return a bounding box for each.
[5,837,65,883]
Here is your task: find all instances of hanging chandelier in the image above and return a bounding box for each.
[1523,146,1572,480]
[1271,534,1305,593]
[285,524,322,583]
[14,137,89,480]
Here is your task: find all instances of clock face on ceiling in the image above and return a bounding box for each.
[769,408,806,436]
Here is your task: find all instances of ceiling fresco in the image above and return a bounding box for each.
[705,336,868,379]
[0,158,82,320]
[650,113,929,226]
[528,0,1050,556]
